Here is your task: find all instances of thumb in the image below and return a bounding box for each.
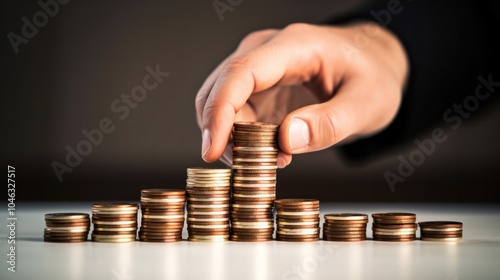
[278,93,358,154]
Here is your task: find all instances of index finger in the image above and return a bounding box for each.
[201,25,323,162]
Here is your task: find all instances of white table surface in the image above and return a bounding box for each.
[1,202,499,280]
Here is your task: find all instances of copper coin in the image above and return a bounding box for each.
[373,223,417,229]
[230,236,273,242]
[418,221,462,229]
[45,213,90,220]
[324,213,368,221]
[276,236,319,242]
[141,188,186,196]
[323,237,366,242]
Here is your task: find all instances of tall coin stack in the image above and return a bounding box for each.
[139,189,186,242]
[186,168,232,242]
[275,199,320,242]
[91,203,138,243]
[322,213,368,241]
[372,212,417,242]
[231,122,279,242]
[419,221,463,242]
[44,213,90,243]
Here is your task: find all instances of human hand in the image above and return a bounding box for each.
[195,22,408,168]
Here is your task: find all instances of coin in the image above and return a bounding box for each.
[418,221,463,241]
[43,213,91,243]
[324,213,368,221]
[231,122,279,242]
[370,212,417,242]
[322,213,368,242]
[276,199,320,242]
[139,189,186,242]
[372,212,416,224]
[186,168,231,242]
[91,203,139,243]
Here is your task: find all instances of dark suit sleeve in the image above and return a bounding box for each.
[326,0,500,162]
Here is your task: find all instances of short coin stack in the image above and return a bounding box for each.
[139,189,186,242]
[91,203,138,243]
[186,168,231,242]
[231,122,279,242]
[322,213,368,241]
[275,199,320,242]
[44,213,90,243]
[372,212,417,242]
[419,221,463,242]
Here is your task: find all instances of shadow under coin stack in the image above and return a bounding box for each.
[44,213,90,243]
[322,213,368,241]
[231,122,279,242]
[419,221,463,242]
[139,189,186,242]
[91,203,138,243]
[372,212,417,242]
[275,199,320,242]
[186,168,231,242]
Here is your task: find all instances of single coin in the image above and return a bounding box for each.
[324,213,368,221]
[421,237,463,242]
[141,189,186,196]
[275,199,320,206]
[276,236,319,242]
[45,213,90,220]
[323,237,366,242]
[418,221,463,229]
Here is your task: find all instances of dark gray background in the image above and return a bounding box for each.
[2,0,499,202]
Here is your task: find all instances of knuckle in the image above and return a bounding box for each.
[222,55,252,75]
[321,105,347,145]
[240,29,273,46]
[283,22,313,33]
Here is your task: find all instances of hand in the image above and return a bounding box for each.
[195,22,408,168]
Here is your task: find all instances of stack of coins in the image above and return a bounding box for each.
[372,212,417,242]
[322,213,368,241]
[231,122,279,242]
[44,213,90,243]
[186,168,231,242]
[419,221,463,242]
[91,203,138,243]
[139,189,186,242]
[275,199,320,242]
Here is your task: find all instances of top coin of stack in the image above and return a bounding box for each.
[275,199,320,242]
[186,168,232,242]
[44,213,90,243]
[419,221,463,242]
[322,213,368,242]
[139,189,186,242]
[91,203,138,243]
[372,212,417,242]
[231,122,279,242]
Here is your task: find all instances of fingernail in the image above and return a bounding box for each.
[201,129,211,160]
[277,157,287,169]
[288,118,310,151]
